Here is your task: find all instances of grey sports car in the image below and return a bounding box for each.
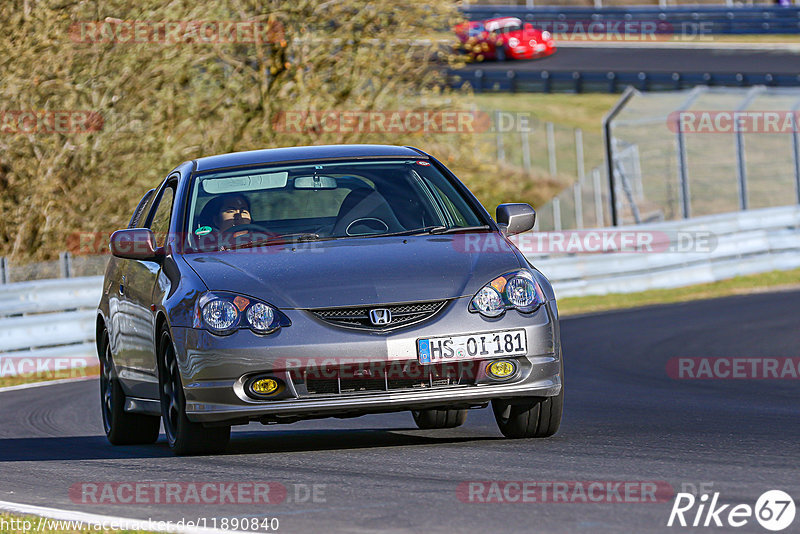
[98,144,563,455]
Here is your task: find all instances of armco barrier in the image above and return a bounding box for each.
[528,205,800,298]
[461,5,800,35]
[450,69,800,94]
[0,277,102,377]
[0,205,797,375]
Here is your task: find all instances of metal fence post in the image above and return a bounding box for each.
[574,182,584,229]
[59,251,72,279]
[495,110,505,162]
[735,126,748,211]
[521,129,531,171]
[592,168,605,227]
[575,128,585,184]
[546,122,557,176]
[675,113,691,219]
[552,197,562,232]
[733,86,763,211]
[603,86,636,226]
[791,103,800,205]
[0,257,7,284]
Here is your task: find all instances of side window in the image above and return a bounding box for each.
[128,189,155,228]
[148,186,175,247]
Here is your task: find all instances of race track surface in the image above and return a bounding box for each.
[1,290,799,533]
[460,45,800,74]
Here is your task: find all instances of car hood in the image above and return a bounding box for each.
[182,234,522,309]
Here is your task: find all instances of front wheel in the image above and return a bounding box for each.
[411,409,467,429]
[99,329,160,445]
[492,387,563,438]
[159,329,230,455]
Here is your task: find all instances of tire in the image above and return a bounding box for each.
[496,46,507,62]
[99,329,160,445]
[158,329,230,455]
[492,387,563,438]
[411,409,468,429]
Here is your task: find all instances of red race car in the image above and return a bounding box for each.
[454,17,556,62]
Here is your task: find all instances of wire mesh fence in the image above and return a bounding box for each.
[535,86,800,230]
[0,254,108,284]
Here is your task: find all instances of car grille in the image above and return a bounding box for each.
[295,361,480,397]
[309,300,448,331]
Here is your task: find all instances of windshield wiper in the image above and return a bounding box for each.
[223,233,320,250]
[427,224,492,235]
[391,225,492,237]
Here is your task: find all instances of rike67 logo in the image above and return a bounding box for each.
[668,490,795,531]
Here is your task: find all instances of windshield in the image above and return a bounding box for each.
[184,158,489,251]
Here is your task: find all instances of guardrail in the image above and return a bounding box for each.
[0,277,102,377]
[528,205,800,298]
[0,205,797,375]
[462,5,800,34]
[450,69,800,94]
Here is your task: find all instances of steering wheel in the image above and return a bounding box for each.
[345,217,390,236]
[220,223,268,235]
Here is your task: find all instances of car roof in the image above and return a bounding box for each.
[484,17,522,28]
[194,144,425,172]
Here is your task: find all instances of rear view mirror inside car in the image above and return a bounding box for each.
[294,175,337,189]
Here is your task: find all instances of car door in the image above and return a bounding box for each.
[117,177,176,398]
[109,189,155,371]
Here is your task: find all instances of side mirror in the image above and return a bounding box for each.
[496,203,536,236]
[110,228,162,261]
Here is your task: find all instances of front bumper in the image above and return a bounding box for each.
[171,297,562,424]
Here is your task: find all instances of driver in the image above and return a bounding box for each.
[213,193,252,232]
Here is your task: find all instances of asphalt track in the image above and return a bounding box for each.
[1,290,799,533]
[460,45,800,75]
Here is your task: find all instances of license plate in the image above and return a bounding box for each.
[417,329,527,364]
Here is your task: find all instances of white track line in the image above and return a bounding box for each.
[0,375,98,394]
[0,500,247,534]
[556,41,800,51]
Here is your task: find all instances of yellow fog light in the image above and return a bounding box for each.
[247,376,283,398]
[487,360,517,379]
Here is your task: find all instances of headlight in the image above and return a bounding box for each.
[472,286,505,317]
[542,31,551,40]
[469,270,545,318]
[246,302,276,333]
[201,300,238,333]
[506,276,536,308]
[194,292,290,335]
[508,37,520,48]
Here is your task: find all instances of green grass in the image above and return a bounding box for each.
[0,366,99,389]
[558,267,800,316]
[472,93,618,134]
[0,512,153,533]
